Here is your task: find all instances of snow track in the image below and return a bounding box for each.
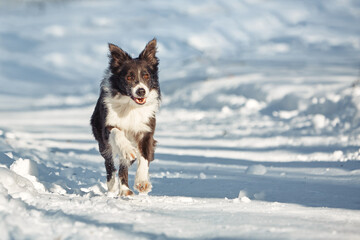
[1,0,360,239]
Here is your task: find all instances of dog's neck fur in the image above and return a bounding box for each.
[101,77,159,134]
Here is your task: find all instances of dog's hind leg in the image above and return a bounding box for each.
[119,164,134,196]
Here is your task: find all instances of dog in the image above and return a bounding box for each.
[91,39,160,196]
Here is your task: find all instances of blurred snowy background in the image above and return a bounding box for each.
[0,0,360,239]
[1,0,360,133]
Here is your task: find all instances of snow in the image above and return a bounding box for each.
[1,0,360,239]
[245,164,267,175]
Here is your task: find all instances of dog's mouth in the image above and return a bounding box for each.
[132,97,146,105]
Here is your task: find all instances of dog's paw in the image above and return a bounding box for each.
[134,181,152,194]
[107,172,119,195]
[107,191,119,198]
[120,145,137,161]
[120,189,134,197]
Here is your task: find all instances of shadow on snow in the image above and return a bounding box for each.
[151,152,360,210]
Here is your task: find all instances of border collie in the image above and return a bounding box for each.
[91,39,160,196]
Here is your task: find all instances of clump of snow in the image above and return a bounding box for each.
[0,167,37,200]
[49,184,67,195]
[4,152,13,159]
[245,99,263,110]
[312,114,328,129]
[333,150,344,161]
[9,158,45,192]
[220,106,233,116]
[240,196,251,203]
[238,190,247,198]
[235,190,252,203]
[199,172,206,179]
[275,110,299,119]
[10,158,38,178]
[245,165,267,175]
[83,183,106,196]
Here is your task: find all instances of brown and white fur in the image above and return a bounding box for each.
[90,39,160,196]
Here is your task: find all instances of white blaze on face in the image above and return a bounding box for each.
[132,82,149,98]
[132,68,150,98]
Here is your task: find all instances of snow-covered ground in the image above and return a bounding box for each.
[1,0,360,239]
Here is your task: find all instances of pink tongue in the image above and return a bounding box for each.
[136,98,146,104]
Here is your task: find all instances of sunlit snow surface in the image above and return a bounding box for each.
[1,0,360,239]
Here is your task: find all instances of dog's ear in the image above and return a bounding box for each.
[139,38,158,67]
[108,43,131,69]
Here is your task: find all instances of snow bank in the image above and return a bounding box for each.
[163,75,360,137]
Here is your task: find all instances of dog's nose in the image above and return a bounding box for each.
[136,88,146,97]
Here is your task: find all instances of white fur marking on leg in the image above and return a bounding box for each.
[107,171,119,197]
[109,128,137,166]
[134,157,152,193]
[119,183,133,197]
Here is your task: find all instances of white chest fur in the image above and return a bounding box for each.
[104,90,159,133]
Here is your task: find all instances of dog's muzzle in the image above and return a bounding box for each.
[132,87,147,105]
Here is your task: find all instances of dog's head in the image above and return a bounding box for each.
[107,39,160,105]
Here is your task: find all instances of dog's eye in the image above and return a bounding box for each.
[143,74,150,80]
[127,76,134,81]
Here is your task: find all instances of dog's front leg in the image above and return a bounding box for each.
[118,164,134,196]
[108,128,137,164]
[134,156,152,193]
[134,132,154,194]
[108,128,138,196]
